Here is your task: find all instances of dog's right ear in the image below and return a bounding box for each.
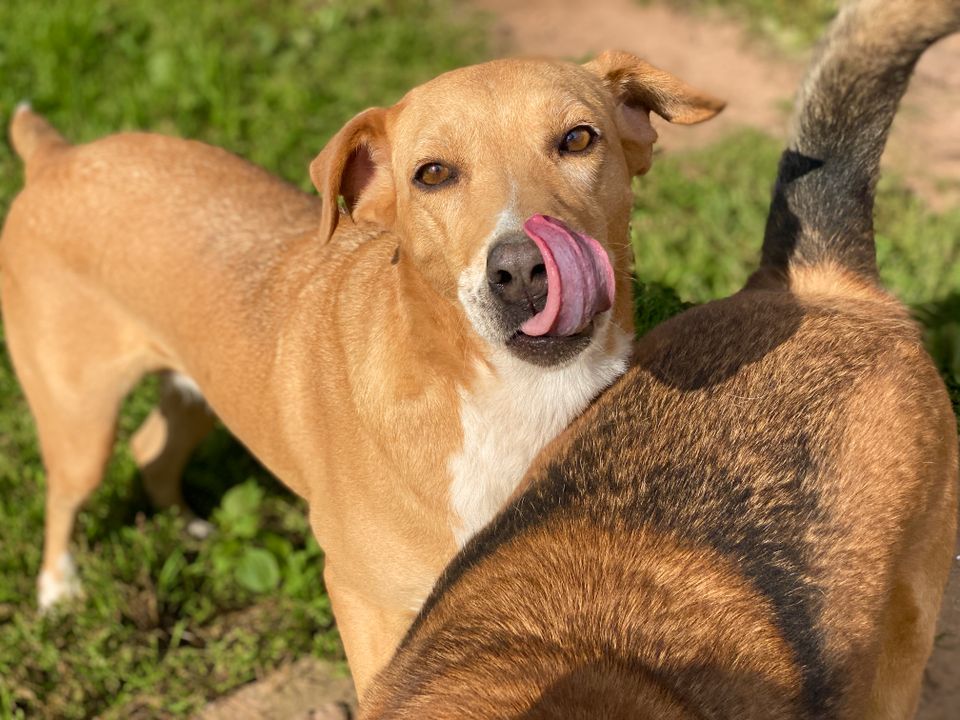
[585,51,725,175]
[310,107,394,243]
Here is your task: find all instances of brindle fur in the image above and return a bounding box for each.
[361,0,960,717]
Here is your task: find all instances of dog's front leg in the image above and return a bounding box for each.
[324,563,414,698]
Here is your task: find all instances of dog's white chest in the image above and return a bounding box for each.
[448,331,630,546]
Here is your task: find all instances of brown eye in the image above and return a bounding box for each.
[560,125,597,153]
[414,162,453,187]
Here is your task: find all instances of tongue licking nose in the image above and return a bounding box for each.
[519,215,616,337]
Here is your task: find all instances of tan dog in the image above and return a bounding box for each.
[362,0,960,716]
[0,54,721,690]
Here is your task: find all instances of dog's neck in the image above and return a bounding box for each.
[448,319,631,546]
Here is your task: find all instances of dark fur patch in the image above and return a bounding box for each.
[409,293,860,717]
[761,151,821,273]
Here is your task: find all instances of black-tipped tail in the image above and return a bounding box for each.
[762,0,960,279]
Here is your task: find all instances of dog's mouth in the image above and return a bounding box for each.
[518,215,616,338]
[497,215,614,366]
[505,324,595,367]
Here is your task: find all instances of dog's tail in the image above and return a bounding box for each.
[9,102,69,181]
[761,0,960,281]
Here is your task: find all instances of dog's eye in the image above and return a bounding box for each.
[559,126,597,154]
[414,162,454,187]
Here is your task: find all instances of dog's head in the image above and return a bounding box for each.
[311,51,723,367]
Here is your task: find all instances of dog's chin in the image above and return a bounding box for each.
[505,323,595,367]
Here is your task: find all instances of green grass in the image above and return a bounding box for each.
[0,1,484,718]
[0,0,486,210]
[0,1,958,718]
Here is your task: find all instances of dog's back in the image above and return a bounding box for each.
[363,284,956,720]
[4,110,322,294]
[0,108,328,480]
[361,1,960,717]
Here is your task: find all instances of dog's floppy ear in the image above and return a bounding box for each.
[310,107,394,243]
[586,50,725,175]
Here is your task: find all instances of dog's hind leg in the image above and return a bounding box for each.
[1,279,152,610]
[866,397,959,720]
[868,479,958,719]
[130,371,215,536]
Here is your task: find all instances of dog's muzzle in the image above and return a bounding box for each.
[484,214,615,367]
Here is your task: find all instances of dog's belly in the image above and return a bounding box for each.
[449,325,630,545]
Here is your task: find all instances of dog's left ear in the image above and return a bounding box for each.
[310,107,395,243]
[585,50,725,175]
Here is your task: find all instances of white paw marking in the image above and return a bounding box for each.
[38,553,82,611]
[168,372,206,405]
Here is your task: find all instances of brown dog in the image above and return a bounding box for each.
[0,54,721,689]
[361,0,960,716]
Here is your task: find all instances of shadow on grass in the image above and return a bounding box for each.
[180,426,287,518]
[916,292,960,374]
[633,278,694,337]
[93,393,290,541]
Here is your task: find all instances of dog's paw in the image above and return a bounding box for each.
[37,554,83,612]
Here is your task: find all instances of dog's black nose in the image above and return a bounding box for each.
[486,236,547,307]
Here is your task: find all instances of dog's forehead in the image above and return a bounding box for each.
[392,58,611,134]
[425,56,599,90]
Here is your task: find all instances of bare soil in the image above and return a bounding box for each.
[195,657,356,720]
[197,2,959,716]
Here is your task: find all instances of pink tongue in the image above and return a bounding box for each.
[519,214,616,337]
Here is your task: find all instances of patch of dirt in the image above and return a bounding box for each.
[194,657,356,720]
[478,0,800,146]
[475,0,960,210]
